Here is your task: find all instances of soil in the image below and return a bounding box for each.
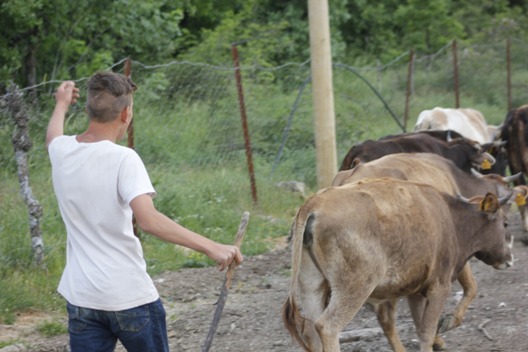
[1,211,528,352]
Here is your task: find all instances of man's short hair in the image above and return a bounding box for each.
[86,71,138,123]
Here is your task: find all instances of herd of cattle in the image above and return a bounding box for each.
[282,105,528,352]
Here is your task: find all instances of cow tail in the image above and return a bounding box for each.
[282,207,313,352]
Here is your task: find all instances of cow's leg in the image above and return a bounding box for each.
[314,258,384,352]
[295,248,328,352]
[314,288,372,352]
[372,300,406,352]
[438,263,477,334]
[409,284,452,352]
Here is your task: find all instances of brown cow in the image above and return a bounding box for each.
[332,153,522,350]
[283,178,513,352]
[500,104,528,232]
[339,132,495,173]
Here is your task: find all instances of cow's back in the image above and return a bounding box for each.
[415,107,491,144]
[339,133,449,171]
[333,153,460,195]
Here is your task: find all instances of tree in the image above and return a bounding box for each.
[0,0,186,88]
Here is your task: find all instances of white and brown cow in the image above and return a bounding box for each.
[332,152,522,350]
[283,178,513,352]
[414,107,507,175]
[414,107,499,144]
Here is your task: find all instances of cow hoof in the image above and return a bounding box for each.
[433,338,447,351]
[437,314,456,333]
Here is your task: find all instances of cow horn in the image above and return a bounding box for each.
[482,152,496,165]
[458,192,511,207]
[503,172,523,183]
[457,193,481,204]
[493,140,507,148]
[471,168,484,178]
[498,190,514,206]
[446,130,452,142]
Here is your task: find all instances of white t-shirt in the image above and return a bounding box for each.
[48,135,159,311]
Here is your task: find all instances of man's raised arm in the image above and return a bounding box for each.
[46,81,80,148]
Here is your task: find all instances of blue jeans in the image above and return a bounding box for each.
[66,299,169,352]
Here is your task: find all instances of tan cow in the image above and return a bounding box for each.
[283,178,513,352]
[332,152,522,350]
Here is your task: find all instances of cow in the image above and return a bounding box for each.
[332,153,523,350]
[414,107,507,175]
[283,178,513,352]
[500,104,528,232]
[414,107,500,144]
[334,153,518,198]
[339,131,496,173]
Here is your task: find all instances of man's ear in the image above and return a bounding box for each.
[119,106,129,123]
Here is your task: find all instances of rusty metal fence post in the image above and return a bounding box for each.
[231,43,258,206]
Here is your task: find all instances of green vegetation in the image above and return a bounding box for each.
[36,320,68,337]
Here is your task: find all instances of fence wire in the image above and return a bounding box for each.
[1,38,528,180]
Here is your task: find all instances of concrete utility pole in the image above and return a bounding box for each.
[308,0,337,189]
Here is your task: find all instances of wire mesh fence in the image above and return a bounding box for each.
[1,37,528,187]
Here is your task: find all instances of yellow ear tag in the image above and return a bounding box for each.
[515,193,526,206]
[481,159,491,170]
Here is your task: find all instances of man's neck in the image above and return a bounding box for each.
[76,121,120,143]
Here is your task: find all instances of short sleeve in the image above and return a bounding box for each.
[118,151,156,205]
[47,135,69,166]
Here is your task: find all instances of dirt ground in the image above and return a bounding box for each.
[1,211,528,352]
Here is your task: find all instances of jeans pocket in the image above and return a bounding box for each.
[115,304,151,332]
[66,302,87,333]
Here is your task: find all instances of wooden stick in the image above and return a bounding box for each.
[201,211,250,352]
[478,318,494,341]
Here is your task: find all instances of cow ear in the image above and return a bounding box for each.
[480,193,500,212]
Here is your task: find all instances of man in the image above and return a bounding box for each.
[46,71,243,351]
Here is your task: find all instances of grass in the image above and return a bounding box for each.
[36,320,68,337]
[0,340,19,348]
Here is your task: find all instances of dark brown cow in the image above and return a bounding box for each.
[414,108,508,175]
[339,132,495,173]
[500,104,528,231]
[283,178,513,352]
[332,153,522,350]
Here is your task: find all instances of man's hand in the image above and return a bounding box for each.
[211,243,243,271]
[46,81,81,148]
[55,81,80,106]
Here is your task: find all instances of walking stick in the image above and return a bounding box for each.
[201,211,250,352]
